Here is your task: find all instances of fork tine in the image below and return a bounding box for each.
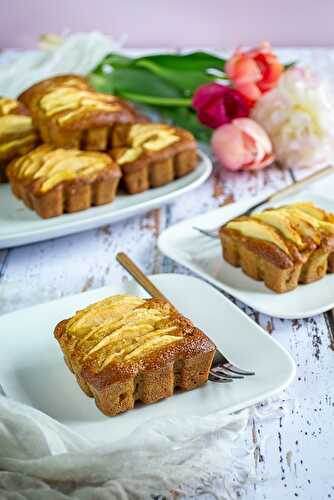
[212,351,255,377]
[192,226,219,239]
[223,363,255,376]
[212,368,244,379]
[209,372,233,383]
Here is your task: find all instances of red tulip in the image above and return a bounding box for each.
[192,82,250,129]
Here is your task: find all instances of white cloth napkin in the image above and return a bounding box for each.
[0,31,120,98]
[0,393,287,499]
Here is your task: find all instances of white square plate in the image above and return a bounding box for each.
[0,151,211,249]
[158,192,334,319]
[0,274,295,445]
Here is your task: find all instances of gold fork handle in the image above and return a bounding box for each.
[116,252,170,303]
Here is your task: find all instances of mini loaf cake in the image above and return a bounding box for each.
[54,294,216,416]
[0,97,39,182]
[220,202,334,293]
[7,144,121,218]
[19,75,145,151]
[110,123,198,194]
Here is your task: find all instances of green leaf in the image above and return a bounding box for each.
[92,67,192,106]
[92,51,227,96]
[135,51,227,72]
[101,68,182,97]
[93,53,133,71]
[135,60,217,94]
[88,73,114,93]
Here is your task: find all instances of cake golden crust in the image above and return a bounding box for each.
[54,295,216,416]
[0,97,39,182]
[220,202,334,293]
[7,144,121,218]
[18,74,90,108]
[19,75,146,151]
[110,123,198,194]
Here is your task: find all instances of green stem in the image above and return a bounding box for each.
[121,92,192,107]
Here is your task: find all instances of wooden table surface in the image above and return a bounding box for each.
[0,48,334,500]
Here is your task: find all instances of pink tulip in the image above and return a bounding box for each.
[212,118,274,171]
[226,42,283,105]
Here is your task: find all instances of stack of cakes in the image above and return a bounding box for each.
[3,75,198,218]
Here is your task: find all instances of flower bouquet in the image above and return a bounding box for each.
[90,42,334,172]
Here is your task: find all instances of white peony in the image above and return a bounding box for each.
[252,68,334,169]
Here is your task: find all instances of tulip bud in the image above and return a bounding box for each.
[212,118,274,171]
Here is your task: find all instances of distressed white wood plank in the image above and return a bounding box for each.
[246,314,334,500]
[0,211,162,311]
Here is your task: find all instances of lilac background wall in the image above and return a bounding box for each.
[1,0,334,49]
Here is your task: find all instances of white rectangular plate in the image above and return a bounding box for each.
[158,191,334,319]
[0,150,211,249]
[0,274,295,445]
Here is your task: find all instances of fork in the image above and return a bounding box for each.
[193,165,334,239]
[116,252,255,383]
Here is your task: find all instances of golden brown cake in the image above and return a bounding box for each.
[0,97,39,182]
[18,75,146,151]
[54,294,216,416]
[110,123,198,194]
[7,144,121,218]
[219,202,334,293]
